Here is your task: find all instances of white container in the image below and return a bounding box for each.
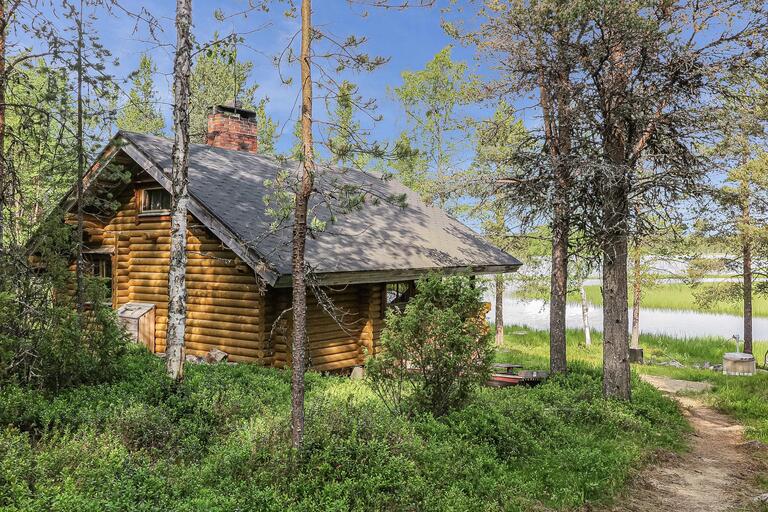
[723,352,756,376]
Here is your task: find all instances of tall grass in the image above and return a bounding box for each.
[584,283,768,317]
[518,283,768,317]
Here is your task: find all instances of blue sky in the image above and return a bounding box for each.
[75,0,506,155]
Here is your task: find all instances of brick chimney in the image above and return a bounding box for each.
[205,102,258,153]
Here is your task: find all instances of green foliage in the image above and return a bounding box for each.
[567,283,768,318]
[367,274,494,416]
[5,59,77,242]
[389,131,425,189]
[189,35,276,149]
[0,227,127,392]
[0,347,686,511]
[497,323,768,444]
[392,46,473,206]
[254,97,278,155]
[328,80,359,166]
[116,54,165,136]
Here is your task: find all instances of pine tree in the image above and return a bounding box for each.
[189,37,258,142]
[470,101,531,347]
[116,54,165,136]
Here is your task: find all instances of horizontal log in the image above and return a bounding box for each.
[129,249,237,260]
[130,288,262,303]
[152,303,261,318]
[155,325,260,343]
[311,350,361,366]
[130,284,261,299]
[182,334,267,350]
[151,315,261,334]
[306,323,364,337]
[307,341,360,356]
[128,279,259,294]
[184,341,265,358]
[313,358,361,371]
[128,293,168,304]
[308,330,363,345]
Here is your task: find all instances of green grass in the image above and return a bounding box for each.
[584,283,768,317]
[520,282,768,317]
[496,324,768,444]
[0,345,688,511]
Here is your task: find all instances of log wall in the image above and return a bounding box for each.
[69,185,269,363]
[67,176,386,370]
[266,283,384,371]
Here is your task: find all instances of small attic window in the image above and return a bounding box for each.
[140,188,171,215]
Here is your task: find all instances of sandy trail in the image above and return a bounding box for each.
[597,375,766,512]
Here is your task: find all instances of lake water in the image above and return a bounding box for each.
[486,293,768,341]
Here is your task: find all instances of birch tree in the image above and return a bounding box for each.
[393,46,471,208]
[165,0,193,382]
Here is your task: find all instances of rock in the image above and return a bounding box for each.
[739,440,767,451]
[659,359,685,368]
[185,354,204,364]
[350,366,365,380]
[753,493,768,504]
[206,348,229,364]
[711,364,723,372]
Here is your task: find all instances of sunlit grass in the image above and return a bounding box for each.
[595,283,768,317]
[518,282,768,317]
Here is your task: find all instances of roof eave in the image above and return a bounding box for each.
[271,262,523,288]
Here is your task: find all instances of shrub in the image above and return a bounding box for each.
[0,246,128,392]
[367,273,494,416]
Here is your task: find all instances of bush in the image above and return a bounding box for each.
[367,273,494,416]
[0,246,128,392]
[0,351,688,511]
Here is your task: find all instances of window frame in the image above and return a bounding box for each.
[383,280,416,317]
[139,187,172,216]
[82,252,114,306]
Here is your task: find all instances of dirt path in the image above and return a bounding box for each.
[599,375,766,512]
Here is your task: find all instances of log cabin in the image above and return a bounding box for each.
[54,104,521,371]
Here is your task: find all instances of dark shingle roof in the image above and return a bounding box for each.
[119,131,521,285]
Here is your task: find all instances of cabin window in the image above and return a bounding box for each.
[140,188,171,214]
[83,253,113,302]
[385,281,415,315]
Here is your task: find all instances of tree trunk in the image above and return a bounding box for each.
[0,0,5,250]
[742,213,753,355]
[165,0,193,381]
[630,246,642,350]
[495,274,504,347]
[538,48,572,375]
[602,183,631,400]
[549,209,568,373]
[74,0,85,314]
[291,0,314,450]
[580,284,591,347]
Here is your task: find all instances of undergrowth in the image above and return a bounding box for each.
[0,345,687,511]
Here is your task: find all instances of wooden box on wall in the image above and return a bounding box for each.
[117,302,156,352]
